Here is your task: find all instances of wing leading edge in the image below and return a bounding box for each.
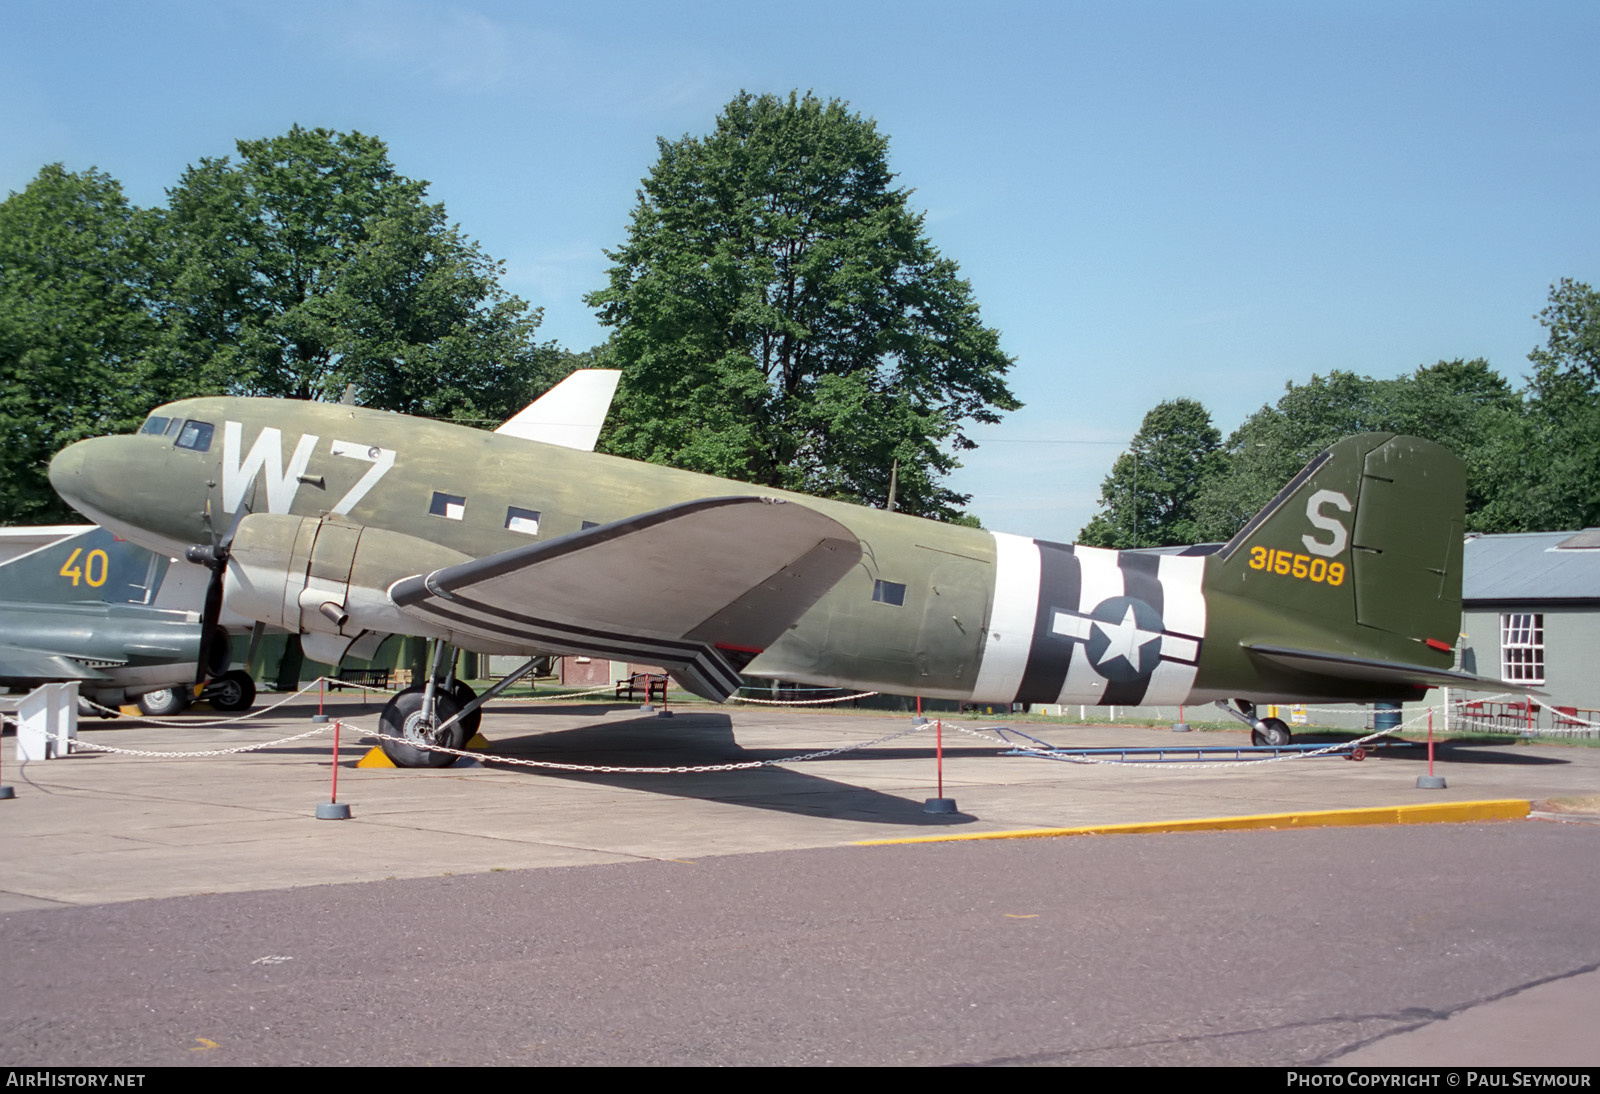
[389,496,863,700]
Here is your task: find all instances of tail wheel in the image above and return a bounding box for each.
[378,687,464,768]
[1251,717,1292,747]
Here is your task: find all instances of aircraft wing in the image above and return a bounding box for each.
[0,644,113,681]
[1243,644,1539,696]
[389,496,862,700]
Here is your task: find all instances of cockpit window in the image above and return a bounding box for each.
[139,416,171,436]
[174,420,215,452]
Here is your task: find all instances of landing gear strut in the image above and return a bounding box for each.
[379,685,466,768]
[376,644,541,767]
[1214,699,1293,746]
[379,640,464,768]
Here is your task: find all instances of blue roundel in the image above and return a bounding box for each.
[1084,596,1165,682]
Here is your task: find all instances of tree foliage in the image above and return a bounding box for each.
[587,91,1019,521]
[0,165,161,523]
[1183,360,1524,542]
[1475,279,1600,532]
[155,125,556,421]
[1078,399,1225,548]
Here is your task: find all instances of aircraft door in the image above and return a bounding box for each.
[917,558,990,693]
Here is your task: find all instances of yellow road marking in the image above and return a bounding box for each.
[856,799,1532,845]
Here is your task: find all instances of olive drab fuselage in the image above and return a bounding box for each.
[49,398,1469,707]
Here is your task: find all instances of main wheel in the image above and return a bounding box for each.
[138,687,190,717]
[451,681,482,738]
[206,670,256,712]
[378,686,465,768]
[1251,716,1292,746]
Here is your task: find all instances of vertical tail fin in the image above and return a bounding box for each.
[1212,434,1465,651]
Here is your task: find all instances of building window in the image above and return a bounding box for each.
[872,579,907,606]
[505,506,541,535]
[1500,613,1544,685]
[429,491,466,520]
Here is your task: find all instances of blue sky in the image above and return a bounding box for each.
[4,0,1596,541]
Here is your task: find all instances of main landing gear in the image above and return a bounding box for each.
[1214,699,1293,746]
[376,643,540,768]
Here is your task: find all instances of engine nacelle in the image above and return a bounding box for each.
[223,514,470,642]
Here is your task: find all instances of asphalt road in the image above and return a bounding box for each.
[4,821,1598,1066]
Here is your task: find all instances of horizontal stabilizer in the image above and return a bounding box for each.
[390,496,861,701]
[1244,644,1538,696]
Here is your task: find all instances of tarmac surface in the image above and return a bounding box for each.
[2,693,1598,1066]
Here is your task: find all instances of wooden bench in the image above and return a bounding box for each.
[616,672,668,704]
[329,668,393,693]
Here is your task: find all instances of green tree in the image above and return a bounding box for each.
[0,165,161,523]
[1191,362,1524,541]
[1078,399,1226,548]
[587,91,1019,521]
[156,125,555,421]
[1476,279,1600,532]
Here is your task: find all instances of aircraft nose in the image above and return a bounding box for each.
[48,440,90,502]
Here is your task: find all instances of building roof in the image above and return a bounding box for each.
[1462,530,1600,604]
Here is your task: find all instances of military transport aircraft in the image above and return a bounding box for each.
[47,382,1515,766]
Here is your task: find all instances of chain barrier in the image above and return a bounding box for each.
[729,690,880,706]
[361,720,932,774]
[80,676,340,728]
[68,723,338,759]
[943,707,1435,771]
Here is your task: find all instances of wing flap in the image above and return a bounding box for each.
[390,496,861,700]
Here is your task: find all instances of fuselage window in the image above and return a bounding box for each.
[430,491,467,520]
[139,416,171,436]
[505,507,541,535]
[872,579,907,606]
[174,420,214,452]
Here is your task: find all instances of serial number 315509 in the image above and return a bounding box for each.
[1248,546,1346,586]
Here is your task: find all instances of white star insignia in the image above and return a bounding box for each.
[1092,606,1162,673]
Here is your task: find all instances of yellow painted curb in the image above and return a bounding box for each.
[855,799,1532,845]
[355,746,397,768]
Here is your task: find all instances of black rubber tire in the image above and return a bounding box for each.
[1251,716,1292,747]
[451,681,482,738]
[378,686,464,768]
[137,687,190,717]
[207,670,256,712]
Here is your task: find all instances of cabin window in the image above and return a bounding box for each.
[139,415,171,436]
[1500,613,1544,685]
[872,579,907,606]
[429,491,467,520]
[581,520,600,531]
[174,420,214,452]
[505,506,541,535]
